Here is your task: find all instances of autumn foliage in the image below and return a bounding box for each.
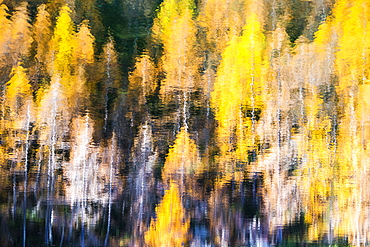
[1,0,370,245]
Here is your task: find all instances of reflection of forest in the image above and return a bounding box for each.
[1,0,370,246]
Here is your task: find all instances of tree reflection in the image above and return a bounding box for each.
[1,0,370,245]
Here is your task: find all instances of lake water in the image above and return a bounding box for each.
[1,0,369,246]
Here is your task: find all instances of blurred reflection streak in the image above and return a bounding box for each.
[128,122,157,246]
[145,182,190,247]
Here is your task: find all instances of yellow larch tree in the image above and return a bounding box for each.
[197,0,247,54]
[313,0,370,91]
[0,3,12,66]
[211,13,267,165]
[73,20,94,66]
[313,0,351,54]
[151,0,201,164]
[36,74,69,151]
[152,0,200,102]
[297,0,370,243]
[296,86,370,244]
[152,0,194,43]
[37,4,75,114]
[333,0,370,176]
[295,85,338,241]
[49,5,75,80]
[71,20,95,107]
[160,126,205,202]
[162,127,201,183]
[126,53,157,129]
[4,65,33,122]
[32,4,52,65]
[128,53,157,106]
[197,0,265,50]
[29,4,52,89]
[2,65,34,168]
[144,182,190,247]
[159,7,199,100]
[197,0,248,103]
[36,5,76,170]
[197,0,266,99]
[335,0,370,91]
[9,2,33,64]
[47,5,97,112]
[333,2,370,241]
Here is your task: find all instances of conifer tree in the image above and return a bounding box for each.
[159,7,199,100]
[162,127,200,183]
[71,20,95,107]
[9,2,33,64]
[0,3,12,66]
[2,65,34,167]
[145,182,189,247]
[152,0,200,102]
[211,13,267,162]
[33,4,52,65]
[73,20,94,66]
[152,0,194,43]
[197,0,248,59]
[49,5,75,79]
[5,65,33,119]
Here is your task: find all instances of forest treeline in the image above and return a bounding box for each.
[1,0,370,245]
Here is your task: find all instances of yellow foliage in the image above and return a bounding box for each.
[0,3,12,64]
[48,5,97,110]
[330,0,352,28]
[9,2,33,62]
[297,116,336,241]
[4,65,34,131]
[67,20,95,106]
[152,0,200,102]
[314,21,331,52]
[159,7,199,99]
[144,182,189,247]
[336,0,370,91]
[153,0,194,42]
[296,83,370,243]
[307,7,370,242]
[197,0,246,53]
[101,36,121,90]
[162,127,200,182]
[73,20,94,65]
[0,3,10,33]
[306,6,370,242]
[5,65,32,111]
[128,54,157,105]
[49,5,75,77]
[211,13,267,161]
[315,0,370,92]
[314,0,350,42]
[35,74,67,144]
[33,4,52,64]
[69,68,87,104]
